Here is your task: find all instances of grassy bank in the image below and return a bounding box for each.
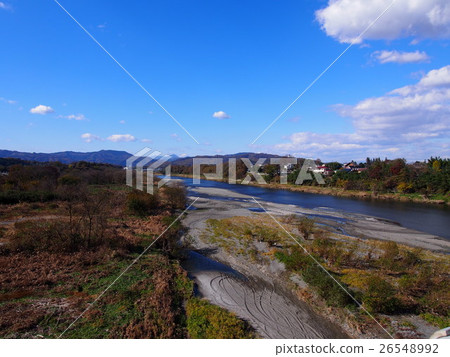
[202,215,449,338]
[0,178,254,338]
[0,239,253,338]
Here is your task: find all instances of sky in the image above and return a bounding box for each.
[0,0,449,162]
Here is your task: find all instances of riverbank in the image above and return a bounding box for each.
[188,187,450,252]
[181,188,449,338]
[172,174,449,206]
[0,186,256,339]
[181,197,348,339]
[249,183,449,206]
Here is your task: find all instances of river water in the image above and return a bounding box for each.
[172,176,450,240]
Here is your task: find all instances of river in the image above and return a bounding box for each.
[171,176,450,240]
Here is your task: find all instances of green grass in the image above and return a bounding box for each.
[398,192,449,203]
[62,255,193,338]
[420,313,450,329]
[186,298,254,339]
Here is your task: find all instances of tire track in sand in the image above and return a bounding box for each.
[183,251,341,339]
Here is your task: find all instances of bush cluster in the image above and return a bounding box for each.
[186,298,253,338]
[362,275,401,314]
[302,264,354,308]
[127,190,160,216]
[275,247,354,308]
[8,219,125,253]
[0,191,57,204]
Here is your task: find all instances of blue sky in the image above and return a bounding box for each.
[1,0,449,161]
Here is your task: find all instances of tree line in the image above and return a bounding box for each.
[170,156,449,196]
[0,159,125,204]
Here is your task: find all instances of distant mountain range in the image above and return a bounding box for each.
[0,149,133,166]
[170,152,283,166]
[0,150,284,167]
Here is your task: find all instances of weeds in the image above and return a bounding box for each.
[186,298,254,339]
[362,275,401,314]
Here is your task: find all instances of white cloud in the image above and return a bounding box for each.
[274,65,450,161]
[119,120,126,124]
[141,138,152,143]
[58,113,86,121]
[413,65,450,88]
[373,50,430,64]
[212,111,231,119]
[334,65,450,136]
[29,105,54,115]
[81,133,137,143]
[81,133,101,143]
[67,114,86,120]
[107,134,136,142]
[0,97,17,105]
[170,133,182,142]
[316,0,450,44]
[275,132,366,160]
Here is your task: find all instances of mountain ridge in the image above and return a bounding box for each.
[0,149,132,166]
[0,149,283,167]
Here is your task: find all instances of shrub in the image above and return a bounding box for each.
[58,174,81,186]
[311,237,355,267]
[9,220,77,253]
[8,217,127,254]
[397,182,414,193]
[398,274,420,296]
[362,275,401,314]
[298,217,315,239]
[160,184,187,210]
[311,235,332,255]
[302,264,354,308]
[399,249,421,270]
[0,191,57,205]
[153,218,181,257]
[282,214,300,224]
[253,226,282,245]
[186,298,253,338]
[127,190,160,216]
[275,247,310,271]
[378,241,400,270]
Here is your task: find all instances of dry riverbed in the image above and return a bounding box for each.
[181,187,449,338]
[181,198,346,338]
[188,187,450,253]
